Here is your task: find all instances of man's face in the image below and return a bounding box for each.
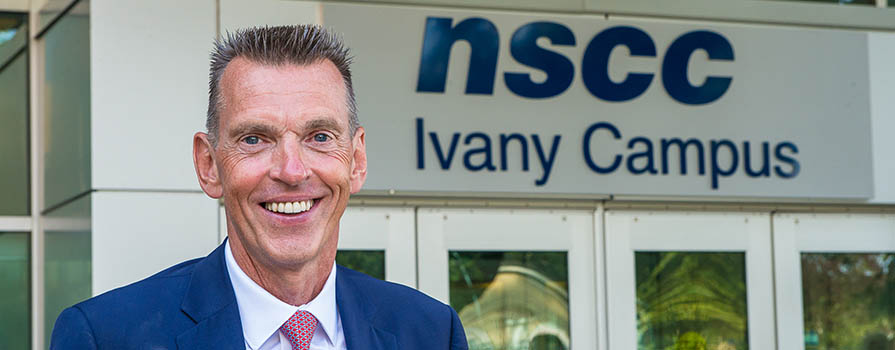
[194,57,366,270]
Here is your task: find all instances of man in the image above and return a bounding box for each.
[50,25,468,350]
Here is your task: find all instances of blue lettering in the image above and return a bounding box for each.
[710,139,739,189]
[463,132,496,171]
[662,31,734,105]
[505,22,576,99]
[661,138,705,175]
[774,142,800,178]
[743,141,770,177]
[582,26,656,102]
[429,131,461,170]
[532,135,561,186]
[627,136,657,175]
[416,118,425,169]
[583,122,622,174]
[416,17,499,94]
[500,134,529,171]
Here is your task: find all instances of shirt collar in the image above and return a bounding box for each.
[225,240,339,349]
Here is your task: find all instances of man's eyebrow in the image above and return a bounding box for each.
[303,119,345,134]
[228,123,279,138]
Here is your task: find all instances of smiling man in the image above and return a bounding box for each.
[50,25,468,350]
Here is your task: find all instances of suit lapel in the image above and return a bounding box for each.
[176,242,245,350]
[336,266,398,350]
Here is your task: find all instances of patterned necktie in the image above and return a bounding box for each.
[279,310,318,350]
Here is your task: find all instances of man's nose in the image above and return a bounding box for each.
[269,139,311,185]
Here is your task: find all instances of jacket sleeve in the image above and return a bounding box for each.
[50,306,98,350]
[448,305,469,350]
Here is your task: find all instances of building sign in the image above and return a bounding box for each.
[322,4,873,199]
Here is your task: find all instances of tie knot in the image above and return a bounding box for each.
[280,310,318,350]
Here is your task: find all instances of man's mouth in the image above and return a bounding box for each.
[262,199,315,214]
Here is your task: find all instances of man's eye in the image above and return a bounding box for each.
[243,136,260,145]
[313,133,330,142]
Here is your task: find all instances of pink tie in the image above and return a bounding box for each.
[279,310,318,350]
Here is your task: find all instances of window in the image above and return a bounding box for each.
[0,12,29,216]
[417,208,598,350]
[773,213,895,350]
[605,211,776,350]
[0,231,30,350]
[41,0,90,211]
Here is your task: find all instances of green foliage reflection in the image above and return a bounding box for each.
[336,250,385,280]
[801,253,895,350]
[635,252,748,350]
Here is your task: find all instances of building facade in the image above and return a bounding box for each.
[1,0,895,349]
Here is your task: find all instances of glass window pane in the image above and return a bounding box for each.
[801,253,895,350]
[449,251,569,350]
[336,250,385,280]
[37,0,78,34]
[0,32,29,216]
[43,0,90,210]
[44,194,91,346]
[0,13,27,56]
[0,232,30,350]
[635,252,749,350]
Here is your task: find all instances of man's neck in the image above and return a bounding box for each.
[227,236,334,306]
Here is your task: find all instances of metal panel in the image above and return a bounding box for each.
[588,0,895,31]
[91,191,219,294]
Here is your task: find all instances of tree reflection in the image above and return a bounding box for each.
[635,252,748,350]
[801,253,895,350]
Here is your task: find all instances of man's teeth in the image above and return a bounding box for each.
[265,199,314,214]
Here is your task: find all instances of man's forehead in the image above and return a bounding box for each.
[217,57,350,126]
[221,57,344,89]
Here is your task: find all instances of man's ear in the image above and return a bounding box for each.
[193,132,223,199]
[349,127,367,194]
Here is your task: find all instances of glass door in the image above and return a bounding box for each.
[417,207,598,350]
[605,210,776,350]
[774,213,895,350]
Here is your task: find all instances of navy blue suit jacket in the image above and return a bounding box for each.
[50,243,468,349]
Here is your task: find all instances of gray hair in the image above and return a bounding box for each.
[206,25,357,145]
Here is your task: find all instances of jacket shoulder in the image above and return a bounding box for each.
[51,257,206,349]
[77,257,201,311]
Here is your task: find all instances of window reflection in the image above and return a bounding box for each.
[335,250,385,280]
[0,232,30,350]
[44,194,91,346]
[635,252,749,350]
[0,13,29,216]
[449,251,569,350]
[801,253,895,350]
[42,0,91,211]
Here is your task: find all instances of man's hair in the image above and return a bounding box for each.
[206,25,357,145]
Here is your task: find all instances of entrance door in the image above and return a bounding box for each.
[605,210,776,350]
[774,213,895,350]
[417,207,598,350]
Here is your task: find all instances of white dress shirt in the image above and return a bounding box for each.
[225,241,347,350]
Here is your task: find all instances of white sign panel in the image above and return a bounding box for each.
[322,4,873,199]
